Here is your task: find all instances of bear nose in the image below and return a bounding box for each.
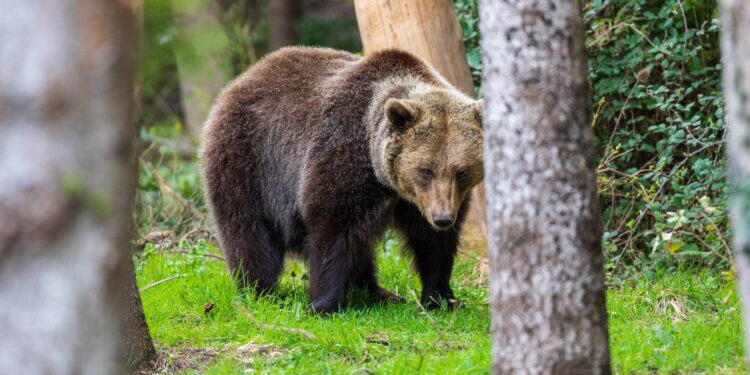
[432,213,454,228]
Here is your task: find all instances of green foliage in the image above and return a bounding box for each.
[297,18,362,52]
[456,0,729,273]
[141,0,181,127]
[587,0,728,272]
[454,0,481,93]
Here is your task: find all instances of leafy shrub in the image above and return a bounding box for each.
[455,0,730,273]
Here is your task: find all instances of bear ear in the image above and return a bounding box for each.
[385,98,420,131]
[473,99,484,129]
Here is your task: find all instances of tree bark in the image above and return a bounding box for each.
[720,0,750,365]
[123,249,157,371]
[353,0,487,252]
[270,0,301,50]
[480,0,611,373]
[0,0,142,373]
[173,0,232,141]
[125,4,158,370]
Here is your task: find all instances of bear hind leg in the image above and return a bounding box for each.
[223,220,284,295]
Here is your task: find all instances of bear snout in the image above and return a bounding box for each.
[432,213,455,229]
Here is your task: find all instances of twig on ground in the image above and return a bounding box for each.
[408,289,457,346]
[172,249,225,261]
[139,274,187,293]
[239,305,317,340]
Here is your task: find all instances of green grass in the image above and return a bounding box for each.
[136,240,745,374]
[608,270,744,374]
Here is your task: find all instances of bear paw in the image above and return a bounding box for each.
[420,294,463,310]
[310,299,343,315]
[371,287,406,304]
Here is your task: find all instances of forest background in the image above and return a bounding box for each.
[133,0,742,373]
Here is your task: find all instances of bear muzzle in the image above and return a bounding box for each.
[432,213,455,229]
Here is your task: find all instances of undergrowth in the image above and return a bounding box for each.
[456,0,730,275]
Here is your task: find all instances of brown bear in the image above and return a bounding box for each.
[201,47,483,313]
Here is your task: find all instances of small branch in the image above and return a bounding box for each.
[675,0,689,47]
[239,306,317,340]
[623,23,673,56]
[584,0,610,26]
[699,212,733,261]
[408,289,456,345]
[139,274,187,293]
[172,249,225,261]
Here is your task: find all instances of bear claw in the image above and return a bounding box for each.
[372,288,406,304]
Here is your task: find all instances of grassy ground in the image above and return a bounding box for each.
[136,239,745,374]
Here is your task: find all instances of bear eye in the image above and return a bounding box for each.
[456,170,470,183]
[418,168,433,182]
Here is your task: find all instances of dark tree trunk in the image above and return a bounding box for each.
[173,0,232,141]
[720,0,750,365]
[123,252,157,371]
[0,0,144,373]
[270,0,301,50]
[126,6,158,363]
[480,0,611,373]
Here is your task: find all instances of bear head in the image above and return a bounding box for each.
[377,88,484,231]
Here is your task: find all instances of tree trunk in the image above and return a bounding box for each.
[125,4,158,369]
[123,249,157,371]
[270,0,300,50]
[720,0,750,365]
[353,0,487,251]
[480,0,611,373]
[173,0,232,141]
[0,0,141,373]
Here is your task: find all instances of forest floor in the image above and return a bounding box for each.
[135,239,745,374]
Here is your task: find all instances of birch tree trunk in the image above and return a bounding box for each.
[480,0,611,373]
[720,0,750,364]
[173,0,232,141]
[354,0,487,251]
[0,0,143,373]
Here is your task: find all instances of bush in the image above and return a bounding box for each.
[456,0,730,274]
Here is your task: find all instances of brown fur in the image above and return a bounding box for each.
[201,47,483,313]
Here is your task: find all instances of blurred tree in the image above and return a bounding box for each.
[481,0,611,372]
[353,0,487,252]
[0,0,144,373]
[720,0,750,365]
[297,0,361,52]
[125,5,158,370]
[172,0,233,141]
[270,0,301,49]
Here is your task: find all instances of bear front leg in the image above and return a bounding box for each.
[353,255,405,304]
[394,201,462,310]
[307,232,353,314]
[411,232,460,310]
